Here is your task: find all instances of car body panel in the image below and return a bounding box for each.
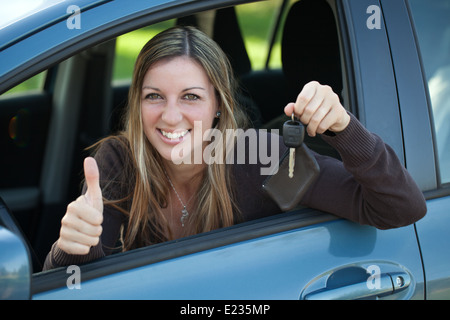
[415,197,450,299]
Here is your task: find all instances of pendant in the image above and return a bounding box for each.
[181,206,189,227]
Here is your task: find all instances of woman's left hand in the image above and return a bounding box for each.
[284,81,350,137]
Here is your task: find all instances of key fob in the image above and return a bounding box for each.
[262,118,320,211]
[283,120,305,148]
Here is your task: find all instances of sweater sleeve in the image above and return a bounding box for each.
[42,137,128,270]
[300,113,427,229]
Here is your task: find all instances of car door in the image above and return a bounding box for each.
[30,0,424,300]
[32,209,421,300]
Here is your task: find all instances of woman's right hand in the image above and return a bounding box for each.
[57,157,104,255]
[284,81,350,137]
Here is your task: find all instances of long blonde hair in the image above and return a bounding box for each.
[106,26,247,250]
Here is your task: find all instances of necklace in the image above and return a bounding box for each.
[164,170,194,227]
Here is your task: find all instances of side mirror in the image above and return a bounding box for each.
[0,197,32,300]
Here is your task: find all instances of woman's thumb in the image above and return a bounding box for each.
[83,157,103,211]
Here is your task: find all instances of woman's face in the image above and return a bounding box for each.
[141,56,219,164]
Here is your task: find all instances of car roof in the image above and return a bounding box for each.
[0,0,68,30]
[0,0,110,51]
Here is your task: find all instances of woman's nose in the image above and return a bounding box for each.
[161,99,183,125]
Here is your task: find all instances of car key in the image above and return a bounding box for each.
[283,114,305,178]
[263,114,319,211]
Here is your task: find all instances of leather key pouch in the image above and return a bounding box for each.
[262,144,320,211]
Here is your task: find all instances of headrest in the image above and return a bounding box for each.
[282,0,342,97]
[177,7,251,76]
[213,7,252,76]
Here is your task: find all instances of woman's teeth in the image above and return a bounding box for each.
[160,130,189,139]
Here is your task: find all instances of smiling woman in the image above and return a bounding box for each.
[115,26,246,247]
[41,22,426,274]
[140,55,219,165]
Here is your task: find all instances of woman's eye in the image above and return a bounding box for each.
[145,93,161,100]
[184,93,200,101]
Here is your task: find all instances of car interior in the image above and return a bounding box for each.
[0,0,348,273]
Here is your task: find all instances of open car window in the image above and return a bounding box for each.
[0,0,348,282]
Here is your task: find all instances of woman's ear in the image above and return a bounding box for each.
[212,109,221,128]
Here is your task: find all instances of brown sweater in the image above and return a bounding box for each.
[43,114,426,270]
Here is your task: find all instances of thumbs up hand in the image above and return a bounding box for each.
[57,157,104,255]
[83,157,104,213]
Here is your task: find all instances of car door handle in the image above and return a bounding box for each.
[303,271,411,300]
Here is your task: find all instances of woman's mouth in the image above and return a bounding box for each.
[159,129,190,141]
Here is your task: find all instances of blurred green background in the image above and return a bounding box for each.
[4,0,288,95]
[112,1,284,81]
